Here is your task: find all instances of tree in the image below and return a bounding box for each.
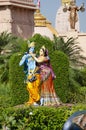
[53,35,86,67]
[0,32,27,83]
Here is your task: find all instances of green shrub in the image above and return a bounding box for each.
[66,86,86,104]
[9,53,28,106]
[0,83,12,108]
[78,87,86,103]
[0,104,86,130]
[80,67,86,86]
[51,51,69,103]
[67,67,86,103]
[17,38,28,53]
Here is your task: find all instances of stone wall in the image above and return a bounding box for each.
[0,6,12,33]
[11,7,34,39]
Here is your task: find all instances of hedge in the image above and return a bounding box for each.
[51,51,69,103]
[9,53,28,106]
[0,104,86,130]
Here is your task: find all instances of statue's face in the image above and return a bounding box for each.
[39,49,44,56]
[70,1,75,6]
[70,2,74,6]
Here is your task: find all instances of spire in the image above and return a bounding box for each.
[34,9,46,26]
[34,9,58,36]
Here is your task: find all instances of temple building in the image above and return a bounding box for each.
[0,0,36,39]
[34,9,58,39]
[0,0,86,57]
[56,0,86,57]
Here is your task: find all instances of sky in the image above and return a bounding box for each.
[34,0,86,33]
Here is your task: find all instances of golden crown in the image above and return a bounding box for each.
[41,45,46,51]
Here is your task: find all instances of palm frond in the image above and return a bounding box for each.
[53,36,86,67]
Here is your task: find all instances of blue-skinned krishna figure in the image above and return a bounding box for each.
[19,41,40,106]
[19,41,36,82]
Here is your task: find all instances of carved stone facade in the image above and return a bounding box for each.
[0,0,36,39]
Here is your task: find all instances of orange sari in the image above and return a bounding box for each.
[39,60,60,106]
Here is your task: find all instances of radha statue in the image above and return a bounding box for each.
[31,45,60,106]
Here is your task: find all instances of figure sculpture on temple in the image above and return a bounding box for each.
[63,0,85,30]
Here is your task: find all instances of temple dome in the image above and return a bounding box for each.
[34,9,58,39]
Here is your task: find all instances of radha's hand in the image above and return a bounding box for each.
[30,53,39,62]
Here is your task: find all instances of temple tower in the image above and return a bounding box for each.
[34,9,58,39]
[0,0,36,39]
